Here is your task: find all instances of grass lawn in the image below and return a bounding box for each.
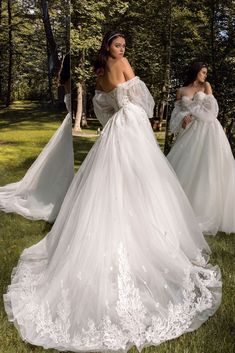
[0,101,234,353]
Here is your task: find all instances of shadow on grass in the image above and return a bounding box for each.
[84,117,101,129]
[0,149,66,187]
[21,154,42,168]
[73,136,97,168]
[0,141,20,146]
[0,101,66,129]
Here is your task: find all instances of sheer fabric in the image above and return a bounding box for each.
[0,93,74,222]
[168,92,235,234]
[4,79,221,352]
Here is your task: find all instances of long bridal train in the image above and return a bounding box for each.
[0,94,74,222]
[4,78,221,352]
[167,92,235,235]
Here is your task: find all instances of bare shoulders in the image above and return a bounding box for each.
[106,56,135,82]
[115,57,135,80]
[204,81,212,94]
[176,87,183,100]
[119,57,131,68]
[95,57,135,92]
[114,57,129,67]
[177,82,212,99]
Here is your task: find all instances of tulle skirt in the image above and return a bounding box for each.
[0,113,74,222]
[4,104,221,352]
[167,118,235,235]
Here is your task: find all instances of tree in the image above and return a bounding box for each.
[71,0,235,153]
[6,0,13,107]
[71,0,130,130]
[0,0,70,105]
[164,0,235,154]
[40,0,64,102]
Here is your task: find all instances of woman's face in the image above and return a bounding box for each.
[108,36,126,59]
[197,67,207,83]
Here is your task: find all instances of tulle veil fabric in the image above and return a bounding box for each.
[0,93,74,222]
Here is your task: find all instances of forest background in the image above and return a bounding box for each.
[0,1,234,353]
[71,0,235,152]
[0,0,234,151]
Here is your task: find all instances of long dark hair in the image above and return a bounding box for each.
[94,30,125,75]
[58,53,70,85]
[183,62,207,86]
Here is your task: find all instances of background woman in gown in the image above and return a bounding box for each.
[4,32,221,352]
[0,53,74,222]
[167,62,235,235]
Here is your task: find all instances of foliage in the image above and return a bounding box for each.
[0,0,70,104]
[71,0,235,151]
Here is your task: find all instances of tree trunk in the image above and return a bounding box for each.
[40,0,60,75]
[154,88,167,132]
[81,83,88,128]
[210,0,217,88]
[46,41,54,103]
[74,82,82,131]
[163,0,173,155]
[65,0,70,53]
[0,0,2,99]
[6,0,13,107]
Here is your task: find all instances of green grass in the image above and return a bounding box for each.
[0,101,234,353]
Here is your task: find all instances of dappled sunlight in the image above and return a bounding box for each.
[0,101,66,129]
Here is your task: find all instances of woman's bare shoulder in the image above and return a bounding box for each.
[204,81,212,94]
[119,57,135,80]
[114,57,131,69]
[176,87,184,100]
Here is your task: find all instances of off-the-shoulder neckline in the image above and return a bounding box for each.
[181,91,212,101]
[95,76,139,94]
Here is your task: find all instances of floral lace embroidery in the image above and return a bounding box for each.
[6,242,221,351]
[116,243,147,347]
[35,283,71,344]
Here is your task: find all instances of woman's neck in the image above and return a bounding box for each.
[192,80,204,88]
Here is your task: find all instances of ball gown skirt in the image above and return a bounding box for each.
[167,92,235,235]
[0,94,74,222]
[4,78,221,352]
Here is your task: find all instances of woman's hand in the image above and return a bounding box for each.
[182,114,193,129]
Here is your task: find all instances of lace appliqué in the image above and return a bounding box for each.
[35,283,71,344]
[6,243,221,351]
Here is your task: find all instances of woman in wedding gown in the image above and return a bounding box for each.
[4,32,221,352]
[0,53,74,222]
[167,62,235,235]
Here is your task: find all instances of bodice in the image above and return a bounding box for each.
[170,92,219,133]
[94,77,140,111]
[181,91,208,109]
[93,77,155,127]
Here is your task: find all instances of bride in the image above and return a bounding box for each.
[0,53,74,222]
[4,32,221,352]
[167,62,235,235]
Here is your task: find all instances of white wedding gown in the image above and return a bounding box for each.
[4,78,221,352]
[167,92,235,235]
[0,94,74,222]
